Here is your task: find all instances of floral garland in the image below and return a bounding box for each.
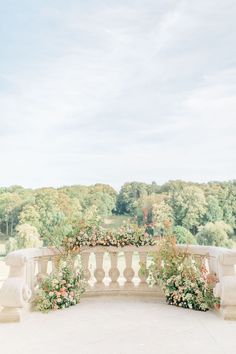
[63,222,156,251]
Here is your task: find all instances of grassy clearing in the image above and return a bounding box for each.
[102,215,132,229]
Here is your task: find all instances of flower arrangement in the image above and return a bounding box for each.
[148,236,219,311]
[63,221,156,251]
[33,256,86,312]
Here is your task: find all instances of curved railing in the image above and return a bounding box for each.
[0,244,236,322]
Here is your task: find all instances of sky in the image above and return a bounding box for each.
[0,0,236,191]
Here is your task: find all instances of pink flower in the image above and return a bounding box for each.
[60,287,68,296]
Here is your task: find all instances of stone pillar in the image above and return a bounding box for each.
[81,251,91,290]
[138,251,149,291]
[109,251,120,290]
[37,257,48,280]
[123,250,135,290]
[94,250,105,290]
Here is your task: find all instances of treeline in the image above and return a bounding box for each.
[0,184,117,246]
[0,180,236,249]
[116,180,236,247]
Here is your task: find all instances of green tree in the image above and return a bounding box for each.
[84,191,116,216]
[218,182,236,229]
[137,194,165,225]
[6,223,43,253]
[196,221,233,248]
[116,182,150,214]
[205,181,236,229]
[19,189,73,246]
[174,226,196,244]
[0,192,22,236]
[152,200,173,236]
[205,196,223,223]
[19,204,42,231]
[169,185,206,234]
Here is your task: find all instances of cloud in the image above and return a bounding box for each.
[0,0,235,189]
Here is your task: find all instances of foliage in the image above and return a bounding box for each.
[152,200,173,236]
[60,184,117,216]
[83,190,116,216]
[0,192,23,236]
[168,185,207,233]
[33,256,86,313]
[0,180,236,248]
[116,180,236,241]
[197,221,233,248]
[116,182,150,215]
[135,194,164,225]
[148,237,219,311]
[6,223,43,253]
[174,226,197,245]
[204,196,223,223]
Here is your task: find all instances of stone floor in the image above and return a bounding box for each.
[1,296,236,354]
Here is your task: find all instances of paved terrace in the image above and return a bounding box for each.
[1,245,236,354]
[1,296,236,354]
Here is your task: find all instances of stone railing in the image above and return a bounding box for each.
[0,244,236,322]
[80,245,161,296]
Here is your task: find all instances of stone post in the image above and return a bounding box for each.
[94,250,105,290]
[109,251,120,290]
[123,249,135,290]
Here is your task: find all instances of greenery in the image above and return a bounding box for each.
[174,226,197,245]
[148,236,219,311]
[33,256,86,313]
[197,221,233,248]
[115,180,236,246]
[0,180,235,249]
[6,223,43,253]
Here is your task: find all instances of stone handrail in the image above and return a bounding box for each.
[0,244,236,322]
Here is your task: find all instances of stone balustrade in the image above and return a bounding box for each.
[0,244,236,322]
[80,246,161,296]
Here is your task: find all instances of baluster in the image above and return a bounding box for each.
[138,251,149,290]
[51,256,58,273]
[207,256,213,273]
[94,250,105,290]
[26,259,36,296]
[109,251,120,290]
[81,252,91,290]
[123,250,135,290]
[37,257,49,282]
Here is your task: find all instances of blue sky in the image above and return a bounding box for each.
[0,0,236,190]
